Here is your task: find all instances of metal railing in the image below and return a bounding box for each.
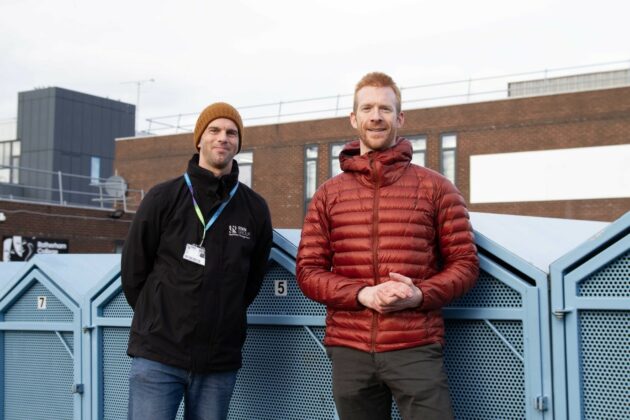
[143,59,630,135]
[0,164,144,212]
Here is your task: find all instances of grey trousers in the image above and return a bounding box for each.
[327,344,454,420]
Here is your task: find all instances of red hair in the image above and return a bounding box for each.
[353,72,401,113]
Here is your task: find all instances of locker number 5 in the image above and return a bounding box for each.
[274,280,288,297]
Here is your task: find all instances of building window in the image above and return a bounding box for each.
[235,151,253,188]
[90,156,101,184]
[408,135,427,166]
[329,143,345,178]
[440,133,457,184]
[0,140,20,184]
[305,145,318,211]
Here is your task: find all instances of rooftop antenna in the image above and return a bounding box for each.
[122,78,155,134]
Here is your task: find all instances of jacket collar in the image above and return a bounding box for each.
[339,137,412,187]
[186,154,239,201]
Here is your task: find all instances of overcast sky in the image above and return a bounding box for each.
[1,0,629,133]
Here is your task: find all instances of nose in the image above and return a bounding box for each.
[368,108,382,121]
[216,130,229,142]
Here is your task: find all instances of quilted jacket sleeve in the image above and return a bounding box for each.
[296,185,367,310]
[418,177,479,311]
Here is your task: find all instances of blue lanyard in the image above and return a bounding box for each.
[183,173,238,245]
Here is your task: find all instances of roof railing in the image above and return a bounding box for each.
[143,59,630,135]
[0,164,144,212]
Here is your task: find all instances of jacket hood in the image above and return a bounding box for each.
[339,137,412,187]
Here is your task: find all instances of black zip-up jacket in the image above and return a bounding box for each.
[122,154,272,372]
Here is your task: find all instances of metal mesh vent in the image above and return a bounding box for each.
[4,280,73,322]
[3,330,74,420]
[248,261,326,316]
[444,319,526,420]
[228,325,336,419]
[102,289,133,318]
[449,270,523,308]
[102,327,132,420]
[578,251,629,298]
[579,310,629,420]
[101,326,184,419]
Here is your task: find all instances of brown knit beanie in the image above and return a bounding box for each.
[193,102,243,153]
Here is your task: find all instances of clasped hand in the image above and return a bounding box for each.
[357,272,423,313]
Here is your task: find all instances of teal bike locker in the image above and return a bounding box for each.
[86,259,186,420]
[247,214,606,420]
[228,229,336,419]
[0,254,119,420]
[86,230,320,420]
[2,212,620,419]
[550,211,629,420]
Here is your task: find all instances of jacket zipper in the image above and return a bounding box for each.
[370,156,380,352]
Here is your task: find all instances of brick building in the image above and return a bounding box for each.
[116,86,630,227]
[0,200,133,258]
[2,76,628,259]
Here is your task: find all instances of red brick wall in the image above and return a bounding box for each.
[0,200,132,257]
[115,87,630,226]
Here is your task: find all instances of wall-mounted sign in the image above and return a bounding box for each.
[2,236,69,262]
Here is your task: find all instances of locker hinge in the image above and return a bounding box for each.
[552,307,574,319]
[72,384,84,394]
[82,325,94,333]
[534,395,548,411]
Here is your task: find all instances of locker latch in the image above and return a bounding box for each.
[71,384,84,394]
[552,307,574,319]
[534,395,548,411]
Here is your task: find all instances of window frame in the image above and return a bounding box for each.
[439,133,457,184]
[329,142,345,178]
[235,150,254,188]
[407,134,427,167]
[304,144,319,214]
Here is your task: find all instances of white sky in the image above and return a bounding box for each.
[1,0,629,132]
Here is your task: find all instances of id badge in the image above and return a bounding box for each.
[183,243,205,266]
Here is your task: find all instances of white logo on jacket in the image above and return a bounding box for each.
[228,225,251,239]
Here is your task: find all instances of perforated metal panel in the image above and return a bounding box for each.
[3,330,74,420]
[228,326,336,419]
[100,326,184,420]
[578,310,629,420]
[445,320,526,419]
[248,261,325,317]
[4,280,73,322]
[101,288,133,318]
[450,270,523,307]
[552,221,630,420]
[102,327,132,420]
[577,250,629,297]
[569,249,630,420]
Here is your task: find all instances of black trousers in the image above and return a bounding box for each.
[327,344,454,420]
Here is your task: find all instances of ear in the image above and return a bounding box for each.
[397,111,405,128]
[350,112,358,129]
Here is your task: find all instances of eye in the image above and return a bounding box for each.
[207,127,220,134]
[226,130,239,138]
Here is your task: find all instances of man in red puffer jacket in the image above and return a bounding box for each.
[296,72,479,420]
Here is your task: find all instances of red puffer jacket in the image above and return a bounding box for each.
[297,138,479,352]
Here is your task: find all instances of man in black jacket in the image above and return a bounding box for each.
[122,102,273,420]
